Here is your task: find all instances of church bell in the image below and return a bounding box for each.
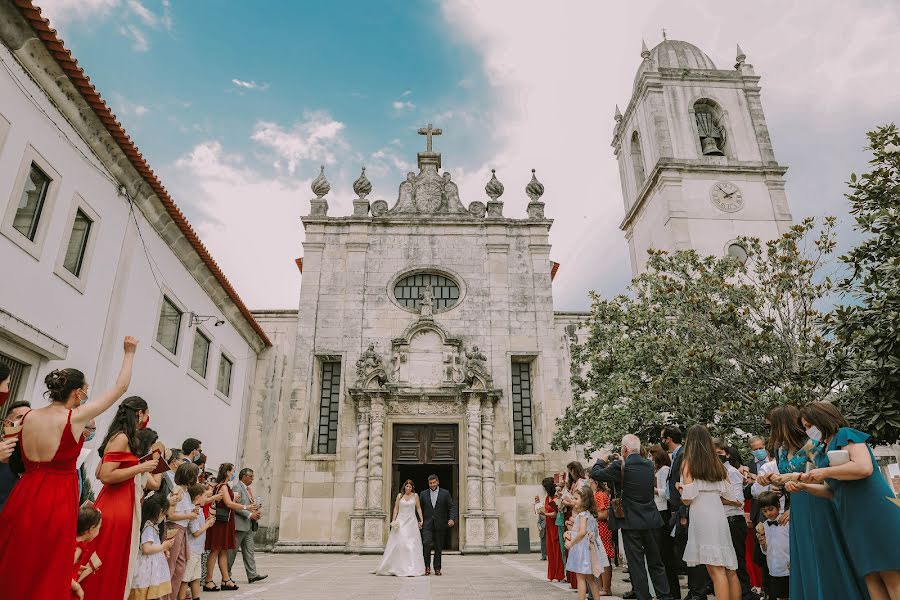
[701,136,724,156]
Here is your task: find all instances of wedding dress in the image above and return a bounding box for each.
[375,495,426,576]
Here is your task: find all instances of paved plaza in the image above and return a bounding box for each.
[220,552,630,599]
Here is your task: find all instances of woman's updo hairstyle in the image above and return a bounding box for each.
[44,368,86,403]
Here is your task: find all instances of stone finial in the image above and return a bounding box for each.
[352,166,372,199]
[485,169,505,201]
[735,44,746,68]
[614,104,623,123]
[311,165,331,199]
[526,169,545,202]
[641,39,651,60]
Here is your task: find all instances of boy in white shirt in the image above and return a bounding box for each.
[756,491,790,600]
[182,484,216,600]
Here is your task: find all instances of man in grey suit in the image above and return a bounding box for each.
[228,468,268,583]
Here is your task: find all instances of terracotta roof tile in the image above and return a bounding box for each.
[13,1,271,347]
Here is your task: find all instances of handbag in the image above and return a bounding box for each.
[214,484,232,523]
[611,460,626,519]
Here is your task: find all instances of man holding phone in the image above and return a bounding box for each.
[228,468,267,583]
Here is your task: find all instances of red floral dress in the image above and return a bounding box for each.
[594,490,615,558]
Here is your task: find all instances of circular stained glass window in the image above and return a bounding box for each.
[393,272,461,312]
[727,243,749,264]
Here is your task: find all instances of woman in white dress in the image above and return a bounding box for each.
[375,480,426,577]
[680,425,741,600]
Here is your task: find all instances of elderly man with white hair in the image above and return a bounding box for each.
[592,434,673,600]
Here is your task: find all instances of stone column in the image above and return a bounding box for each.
[481,398,500,550]
[463,395,485,552]
[348,400,370,550]
[363,395,386,550]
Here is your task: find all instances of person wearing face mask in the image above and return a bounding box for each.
[182,437,203,464]
[80,390,160,600]
[758,405,866,600]
[0,400,30,513]
[0,336,141,600]
[792,402,900,600]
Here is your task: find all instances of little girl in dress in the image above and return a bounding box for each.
[72,506,103,599]
[129,493,174,600]
[564,487,611,600]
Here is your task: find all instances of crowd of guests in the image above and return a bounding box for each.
[0,337,268,599]
[538,410,900,600]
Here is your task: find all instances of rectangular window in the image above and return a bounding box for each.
[511,360,534,455]
[13,163,51,241]
[316,360,342,454]
[62,209,92,276]
[217,354,233,397]
[155,296,182,355]
[190,331,211,378]
[0,352,28,423]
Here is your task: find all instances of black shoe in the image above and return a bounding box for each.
[623,592,638,599]
[249,574,269,583]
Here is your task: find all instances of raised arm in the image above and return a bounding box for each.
[72,337,138,426]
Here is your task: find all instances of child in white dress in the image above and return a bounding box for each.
[129,493,174,600]
[564,486,611,600]
[680,425,741,600]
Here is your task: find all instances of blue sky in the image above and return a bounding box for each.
[39,0,900,309]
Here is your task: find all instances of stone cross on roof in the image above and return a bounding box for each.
[417,123,442,152]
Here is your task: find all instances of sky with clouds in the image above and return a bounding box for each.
[35,0,900,310]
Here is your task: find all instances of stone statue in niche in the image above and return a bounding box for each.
[392,172,417,213]
[464,345,489,385]
[695,111,725,156]
[441,172,467,213]
[356,343,385,386]
[418,284,434,318]
[389,350,407,382]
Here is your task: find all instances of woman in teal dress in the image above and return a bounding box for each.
[762,405,867,600]
[796,402,900,600]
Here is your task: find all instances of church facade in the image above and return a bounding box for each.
[241,38,796,553]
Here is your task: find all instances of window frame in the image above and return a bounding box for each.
[510,357,537,456]
[387,267,467,314]
[188,327,212,383]
[152,292,186,364]
[215,350,235,403]
[314,356,343,456]
[0,113,10,158]
[1,145,62,260]
[53,193,101,293]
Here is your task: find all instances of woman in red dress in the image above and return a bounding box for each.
[0,336,139,599]
[543,477,566,581]
[80,393,158,599]
[204,463,253,592]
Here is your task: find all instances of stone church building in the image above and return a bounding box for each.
[241,38,794,553]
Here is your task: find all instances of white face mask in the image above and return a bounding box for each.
[806,426,823,442]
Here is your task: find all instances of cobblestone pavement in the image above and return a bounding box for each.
[216,552,631,599]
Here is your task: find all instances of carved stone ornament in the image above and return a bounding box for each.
[468,201,486,218]
[418,284,434,318]
[353,166,372,199]
[485,169,504,201]
[356,343,387,388]
[464,345,490,387]
[526,169,545,202]
[311,165,331,199]
[371,200,389,216]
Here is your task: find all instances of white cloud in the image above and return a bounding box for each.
[401,90,413,97]
[250,112,346,174]
[110,92,149,118]
[231,78,269,91]
[170,142,307,309]
[126,0,157,26]
[392,100,416,111]
[440,0,900,309]
[118,24,149,51]
[35,0,120,25]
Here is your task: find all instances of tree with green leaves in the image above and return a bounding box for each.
[826,124,900,444]
[553,218,837,453]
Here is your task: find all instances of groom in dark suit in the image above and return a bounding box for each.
[420,474,456,575]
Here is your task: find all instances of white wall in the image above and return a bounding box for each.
[0,43,255,478]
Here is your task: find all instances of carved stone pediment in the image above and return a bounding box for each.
[355,342,387,389]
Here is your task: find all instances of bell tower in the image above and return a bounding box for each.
[613,39,793,275]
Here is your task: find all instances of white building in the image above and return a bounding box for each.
[614,39,793,275]
[0,2,270,473]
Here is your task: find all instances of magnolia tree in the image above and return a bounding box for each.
[826,124,900,444]
[553,218,837,452]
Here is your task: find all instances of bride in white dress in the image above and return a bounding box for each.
[375,480,426,577]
